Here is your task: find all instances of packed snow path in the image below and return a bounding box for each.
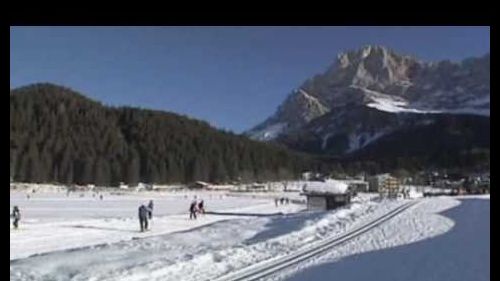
[283,196,490,281]
[214,200,419,281]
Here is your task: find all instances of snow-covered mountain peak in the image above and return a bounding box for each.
[330,45,422,90]
[246,46,489,147]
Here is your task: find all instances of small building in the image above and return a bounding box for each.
[208,184,234,191]
[246,183,267,192]
[450,186,467,196]
[302,172,313,181]
[342,179,369,193]
[380,176,400,198]
[135,183,144,191]
[301,179,352,211]
[302,172,325,181]
[304,192,352,211]
[152,185,171,191]
[188,181,211,189]
[367,173,391,192]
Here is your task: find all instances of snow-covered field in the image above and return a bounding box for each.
[10,186,488,281]
[10,190,401,281]
[10,189,303,260]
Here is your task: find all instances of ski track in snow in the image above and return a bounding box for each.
[270,196,465,281]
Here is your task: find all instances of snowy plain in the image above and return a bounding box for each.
[10,189,303,261]
[10,185,488,281]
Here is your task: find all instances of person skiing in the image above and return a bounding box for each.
[138,204,150,232]
[12,206,20,229]
[189,200,198,220]
[275,198,279,207]
[148,200,154,219]
[197,199,205,214]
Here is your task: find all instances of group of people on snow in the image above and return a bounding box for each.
[12,194,208,232]
[189,199,205,220]
[137,198,206,232]
[275,197,289,206]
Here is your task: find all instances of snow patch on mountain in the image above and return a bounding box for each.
[366,98,439,114]
[358,86,490,116]
[246,46,489,155]
[296,89,330,122]
[321,133,333,150]
[249,123,287,141]
[346,131,387,153]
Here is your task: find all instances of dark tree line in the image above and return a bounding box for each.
[10,83,322,186]
[12,83,486,185]
[341,114,490,174]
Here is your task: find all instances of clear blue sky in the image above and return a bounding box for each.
[10,26,490,133]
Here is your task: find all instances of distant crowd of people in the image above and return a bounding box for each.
[136,198,206,232]
[275,197,290,206]
[12,191,210,232]
[189,199,205,220]
[64,190,104,200]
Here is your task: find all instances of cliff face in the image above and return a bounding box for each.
[246,45,489,159]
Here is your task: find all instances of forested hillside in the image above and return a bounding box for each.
[10,83,319,186]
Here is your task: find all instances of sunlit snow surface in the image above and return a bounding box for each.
[10,186,488,281]
[283,195,489,281]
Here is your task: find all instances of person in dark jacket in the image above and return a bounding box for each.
[189,200,197,220]
[197,200,205,214]
[12,206,20,229]
[148,200,154,219]
[138,205,150,232]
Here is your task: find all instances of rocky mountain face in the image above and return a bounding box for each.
[246,45,490,159]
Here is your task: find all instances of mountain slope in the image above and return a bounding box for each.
[344,114,490,172]
[10,83,316,185]
[276,105,489,169]
[245,45,489,171]
[246,45,489,144]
